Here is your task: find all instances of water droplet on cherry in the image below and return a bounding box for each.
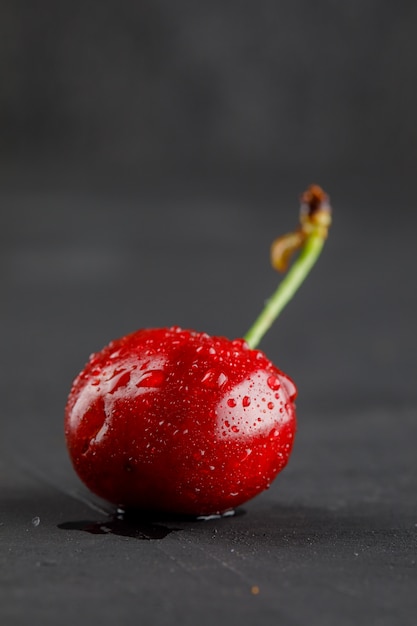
[109,371,131,393]
[242,396,251,407]
[217,372,228,387]
[267,376,280,391]
[136,370,165,388]
[201,369,228,388]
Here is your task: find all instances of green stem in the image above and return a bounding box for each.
[244,234,325,349]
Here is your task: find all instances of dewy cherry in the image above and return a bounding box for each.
[65,186,332,516]
[65,328,297,515]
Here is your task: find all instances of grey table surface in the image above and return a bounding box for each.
[1,177,416,625]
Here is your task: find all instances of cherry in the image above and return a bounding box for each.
[65,186,331,516]
[65,328,297,515]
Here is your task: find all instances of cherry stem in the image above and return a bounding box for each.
[244,185,331,350]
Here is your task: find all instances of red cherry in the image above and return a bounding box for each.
[65,327,297,516]
[65,186,331,517]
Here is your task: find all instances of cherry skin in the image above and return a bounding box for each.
[65,326,297,516]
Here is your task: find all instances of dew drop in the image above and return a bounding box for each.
[242,396,251,408]
[136,370,165,388]
[281,375,297,401]
[109,371,131,393]
[201,369,228,388]
[232,339,247,350]
[267,401,274,410]
[227,398,237,408]
[201,369,218,387]
[231,425,239,433]
[217,372,228,387]
[267,375,281,391]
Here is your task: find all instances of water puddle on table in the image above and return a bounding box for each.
[58,508,242,540]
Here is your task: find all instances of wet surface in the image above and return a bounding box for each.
[58,508,243,539]
[58,517,178,540]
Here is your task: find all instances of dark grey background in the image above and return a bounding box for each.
[1,0,417,181]
[1,2,417,625]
